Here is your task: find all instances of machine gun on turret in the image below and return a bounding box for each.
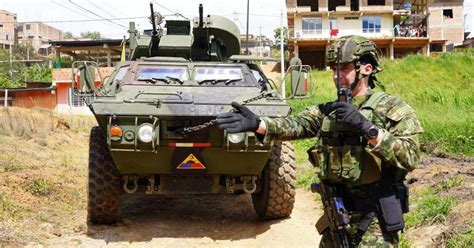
[127,3,241,62]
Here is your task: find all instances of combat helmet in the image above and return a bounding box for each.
[326,36,382,88]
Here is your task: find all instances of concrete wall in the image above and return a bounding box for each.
[0,10,16,47]
[294,13,393,39]
[428,1,464,45]
[17,22,63,52]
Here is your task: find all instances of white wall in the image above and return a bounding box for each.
[294,13,393,39]
[465,0,474,38]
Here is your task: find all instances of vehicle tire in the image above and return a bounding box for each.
[88,126,121,224]
[252,141,296,219]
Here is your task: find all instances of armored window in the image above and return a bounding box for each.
[194,66,255,86]
[302,18,322,35]
[443,9,453,19]
[362,16,381,33]
[137,66,189,81]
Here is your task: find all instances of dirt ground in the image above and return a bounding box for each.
[27,189,322,247]
[1,109,473,247]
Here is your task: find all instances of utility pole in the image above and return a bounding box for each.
[280,9,285,97]
[259,26,263,62]
[246,0,250,55]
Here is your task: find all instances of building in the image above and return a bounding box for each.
[287,0,465,68]
[17,22,63,54]
[0,10,17,49]
[465,0,474,39]
[240,34,274,56]
[428,0,464,51]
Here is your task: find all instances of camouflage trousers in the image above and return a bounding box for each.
[319,214,399,248]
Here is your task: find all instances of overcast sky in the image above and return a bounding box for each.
[0,0,287,40]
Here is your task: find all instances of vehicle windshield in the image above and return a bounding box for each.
[194,66,255,86]
[136,66,189,82]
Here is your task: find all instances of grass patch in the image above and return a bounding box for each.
[405,188,457,228]
[399,233,413,248]
[286,52,474,162]
[27,178,52,196]
[296,164,318,189]
[0,195,21,222]
[434,176,464,193]
[446,220,474,248]
[0,107,96,138]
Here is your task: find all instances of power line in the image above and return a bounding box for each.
[51,0,97,20]
[68,0,127,28]
[1,16,149,24]
[151,0,189,20]
[98,0,129,17]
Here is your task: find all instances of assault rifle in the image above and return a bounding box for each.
[311,182,351,248]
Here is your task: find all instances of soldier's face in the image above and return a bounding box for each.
[331,63,356,89]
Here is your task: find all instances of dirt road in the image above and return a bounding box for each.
[30,189,322,247]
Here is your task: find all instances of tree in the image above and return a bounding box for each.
[273,27,288,50]
[80,31,102,40]
[0,44,51,88]
[63,32,74,39]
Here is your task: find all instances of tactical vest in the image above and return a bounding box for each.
[309,92,388,186]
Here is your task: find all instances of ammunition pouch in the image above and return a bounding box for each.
[377,193,405,232]
[315,214,330,235]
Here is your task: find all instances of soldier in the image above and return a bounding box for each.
[216,35,423,247]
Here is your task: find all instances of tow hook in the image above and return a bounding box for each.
[242,176,257,194]
[123,175,139,194]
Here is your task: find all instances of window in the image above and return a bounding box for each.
[368,0,385,5]
[26,24,30,30]
[137,66,189,81]
[344,16,359,20]
[362,16,381,33]
[329,0,346,11]
[0,24,3,27]
[17,26,22,32]
[297,0,318,11]
[443,9,453,19]
[68,88,94,107]
[302,17,322,35]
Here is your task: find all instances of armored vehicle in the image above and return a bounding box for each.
[77,4,306,224]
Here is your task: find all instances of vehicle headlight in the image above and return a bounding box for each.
[227,132,245,144]
[138,124,154,143]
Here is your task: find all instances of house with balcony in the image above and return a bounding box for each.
[287,0,464,68]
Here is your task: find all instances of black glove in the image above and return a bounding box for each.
[318,102,335,115]
[328,102,373,135]
[216,102,261,133]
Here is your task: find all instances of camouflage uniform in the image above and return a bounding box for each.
[258,36,423,247]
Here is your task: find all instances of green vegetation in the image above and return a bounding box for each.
[27,178,52,197]
[446,220,474,248]
[399,233,413,248]
[0,44,52,88]
[287,52,474,158]
[405,188,457,228]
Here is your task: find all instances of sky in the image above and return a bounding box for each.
[0,0,287,40]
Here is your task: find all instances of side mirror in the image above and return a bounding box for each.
[72,61,102,95]
[279,57,314,99]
